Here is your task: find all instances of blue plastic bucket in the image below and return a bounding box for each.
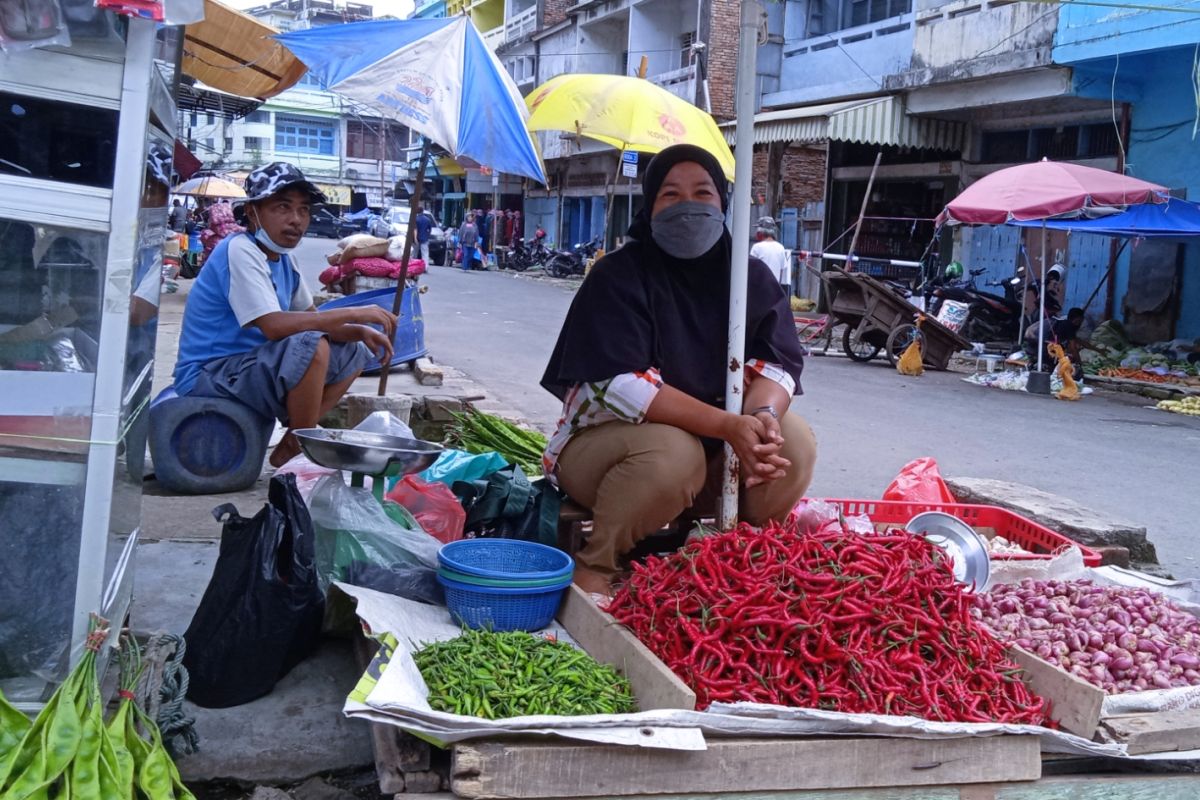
[318,286,427,371]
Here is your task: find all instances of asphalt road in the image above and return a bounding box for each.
[294,237,1200,580]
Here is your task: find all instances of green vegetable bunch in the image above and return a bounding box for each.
[446,410,547,477]
[414,629,637,719]
[0,617,195,800]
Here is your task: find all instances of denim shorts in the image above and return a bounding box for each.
[191,331,369,425]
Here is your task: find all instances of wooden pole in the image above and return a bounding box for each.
[377,138,431,396]
[843,151,882,271]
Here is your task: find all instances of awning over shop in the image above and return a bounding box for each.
[829,96,963,152]
[183,0,307,100]
[723,96,965,152]
[315,183,352,205]
[175,78,263,120]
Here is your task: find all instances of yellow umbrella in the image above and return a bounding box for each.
[526,74,735,179]
[172,176,246,199]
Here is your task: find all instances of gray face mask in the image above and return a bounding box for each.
[651,201,726,260]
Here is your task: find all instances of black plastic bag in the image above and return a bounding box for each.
[182,474,325,708]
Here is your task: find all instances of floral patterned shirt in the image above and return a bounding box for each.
[543,360,797,485]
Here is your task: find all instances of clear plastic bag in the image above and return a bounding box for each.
[0,0,70,52]
[307,474,441,594]
[354,410,415,440]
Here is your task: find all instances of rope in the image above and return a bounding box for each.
[150,634,200,757]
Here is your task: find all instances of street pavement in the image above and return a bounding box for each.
[294,237,1200,581]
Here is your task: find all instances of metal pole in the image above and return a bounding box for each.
[844,152,882,270]
[378,138,431,396]
[719,0,762,530]
[1036,221,1047,373]
[627,175,633,230]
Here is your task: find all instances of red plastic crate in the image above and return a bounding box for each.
[819,498,1102,567]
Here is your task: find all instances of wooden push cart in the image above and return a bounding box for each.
[813,266,970,370]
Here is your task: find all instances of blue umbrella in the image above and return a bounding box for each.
[276,18,546,184]
[1008,198,1200,238]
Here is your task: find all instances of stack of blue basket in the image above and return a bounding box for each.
[437,540,574,632]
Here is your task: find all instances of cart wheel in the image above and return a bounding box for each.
[842,327,881,362]
[886,324,924,367]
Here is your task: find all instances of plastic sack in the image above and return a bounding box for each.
[182,474,325,708]
[0,0,71,52]
[275,452,337,502]
[453,466,560,546]
[385,474,466,544]
[307,473,441,595]
[354,410,415,440]
[418,448,507,487]
[881,457,955,504]
[935,300,970,333]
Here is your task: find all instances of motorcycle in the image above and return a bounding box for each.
[926,267,1026,344]
[545,237,600,278]
[507,229,551,272]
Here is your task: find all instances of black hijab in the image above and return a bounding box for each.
[540,144,804,407]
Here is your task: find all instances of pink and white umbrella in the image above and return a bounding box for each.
[937,160,1168,376]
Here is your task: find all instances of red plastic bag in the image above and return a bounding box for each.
[882,457,955,504]
[385,475,466,544]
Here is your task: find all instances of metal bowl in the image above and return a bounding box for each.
[293,428,442,476]
[904,511,991,592]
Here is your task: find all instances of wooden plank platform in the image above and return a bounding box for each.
[556,584,696,711]
[1008,646,1104,738]
[450,735,1041,799]
[1102,709,1200,756]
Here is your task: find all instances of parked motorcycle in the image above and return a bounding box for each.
[506,230,551,272]
[926,267,1025,344]
[545,237,600,278]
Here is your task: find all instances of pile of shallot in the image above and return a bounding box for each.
[974,578,1200,694]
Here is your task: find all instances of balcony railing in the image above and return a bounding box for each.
[482,24,506,51]
[650,64,697,102]
[505,6,537,43]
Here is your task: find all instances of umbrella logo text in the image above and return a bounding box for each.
[659,114,686,137]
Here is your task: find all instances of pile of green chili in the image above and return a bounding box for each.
[415,629,637,719]
[0,617,194,799]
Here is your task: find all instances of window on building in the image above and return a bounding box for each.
[809,0,911,35]
[205,112,215,125]
[980,130,1028,163]
[189,111,197,126]
[346,120,407,161]
[223,137,233,153]
[679,32,695,70]
[243,136,269,151]
[245,110,270,124]
[275,116,335,155]
[298,72,325,89]
[980,123,1119,164]
[204,137,215,152]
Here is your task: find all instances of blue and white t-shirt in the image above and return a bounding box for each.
[173,233,314,395]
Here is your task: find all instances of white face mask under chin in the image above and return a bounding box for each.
[251,207,296,255]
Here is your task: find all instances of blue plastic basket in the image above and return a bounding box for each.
[438,574,571,632]
[438,539,573,581]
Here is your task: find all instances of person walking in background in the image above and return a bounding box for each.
[477,209,491,256]
[458,212,480,271]
[750,217,791,295]
[415,205,433,264]
[512,210,523,244]
[504,210,515,248]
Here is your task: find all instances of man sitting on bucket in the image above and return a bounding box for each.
[173,162,397,468]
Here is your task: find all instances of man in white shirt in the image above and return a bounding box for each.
[750,217,791,293]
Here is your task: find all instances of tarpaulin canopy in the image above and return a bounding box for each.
[938,160,1168,225]
[183,0,307,100]
[1009,198,1200,238]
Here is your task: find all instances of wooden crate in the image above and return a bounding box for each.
[555,584,695,711]
[450,735,1042,798]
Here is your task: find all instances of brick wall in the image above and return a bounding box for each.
[704,0,739,120]
[541,0,571,29]
[750,144,827,213]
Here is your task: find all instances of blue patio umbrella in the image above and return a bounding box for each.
[275,17,546,184]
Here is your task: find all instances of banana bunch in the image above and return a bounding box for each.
[1157,396,1200,416]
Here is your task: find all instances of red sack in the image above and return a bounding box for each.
[882,457,955,504]
[385,475,466,544]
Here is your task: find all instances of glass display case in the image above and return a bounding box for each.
[0,12,178,707]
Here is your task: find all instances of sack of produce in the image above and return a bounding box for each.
[453,465,560,546]
[183,474,325,708]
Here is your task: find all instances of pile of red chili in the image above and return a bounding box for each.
[607,519,1049,725]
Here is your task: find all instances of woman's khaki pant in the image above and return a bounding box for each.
[555,414,817,574]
